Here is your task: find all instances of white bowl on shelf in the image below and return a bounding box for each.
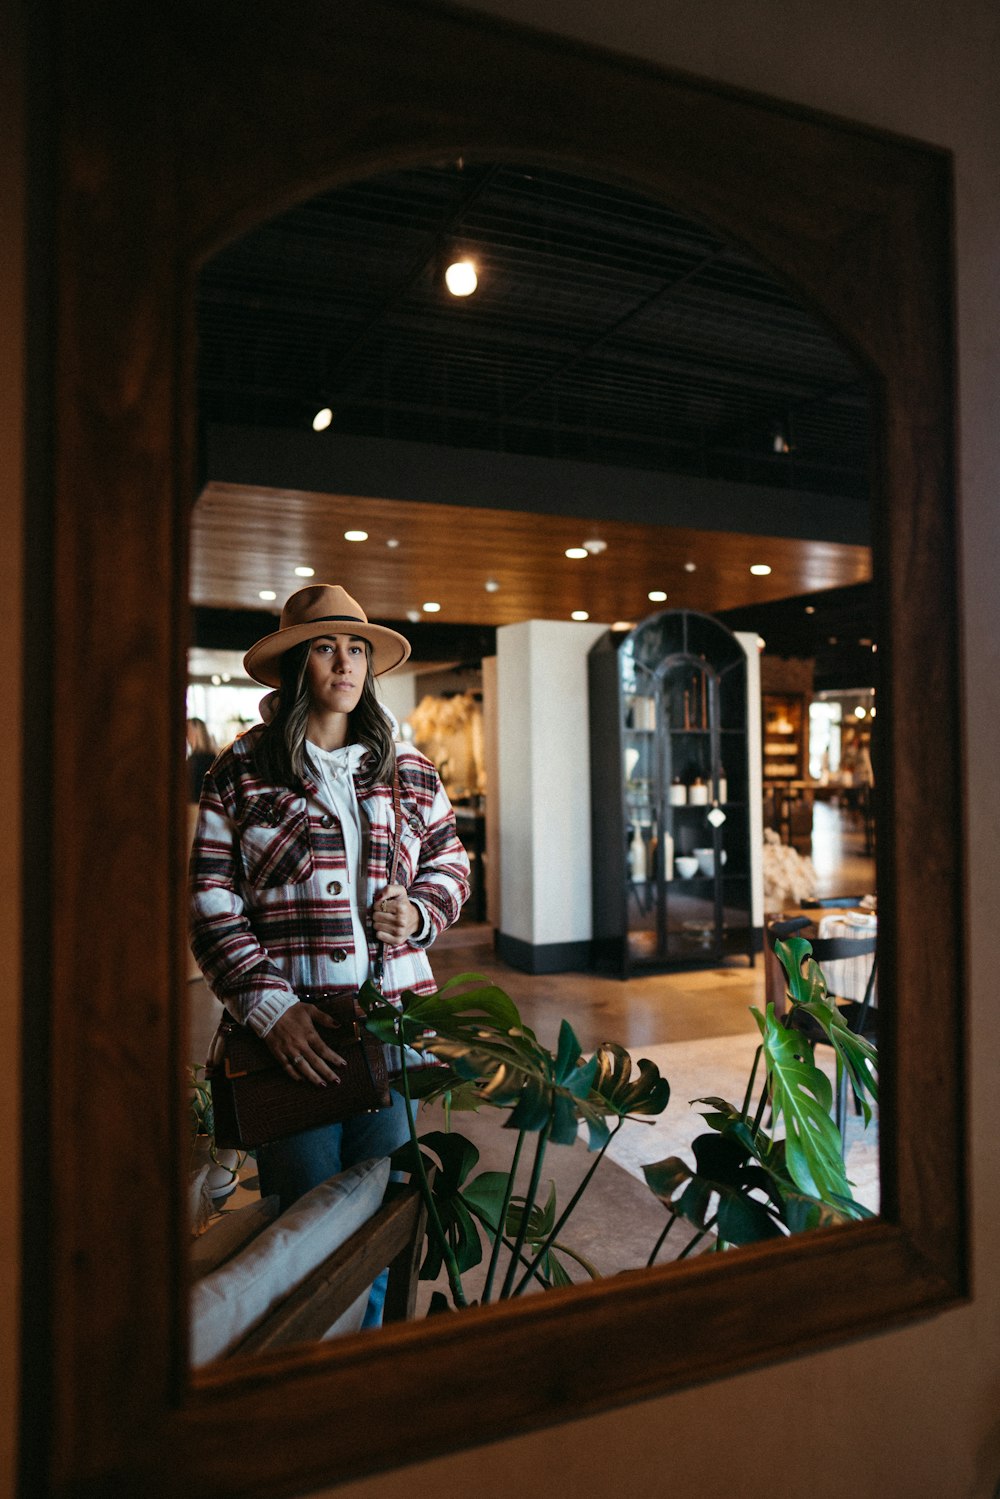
[674,855,699,879]
[694,847,727,876]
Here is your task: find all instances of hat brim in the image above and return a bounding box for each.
[243,620,411,688]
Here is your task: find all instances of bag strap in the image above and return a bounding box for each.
[371,760,402,990]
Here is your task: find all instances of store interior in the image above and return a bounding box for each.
[187,159,880,1301]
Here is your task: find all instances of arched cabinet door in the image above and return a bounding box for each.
[28,2,964,1495]
[590,611,754,976]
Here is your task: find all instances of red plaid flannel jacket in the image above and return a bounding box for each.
[188,726,470,1036]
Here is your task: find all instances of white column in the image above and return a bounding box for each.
[495,619,606,969]
[735,630,765,935]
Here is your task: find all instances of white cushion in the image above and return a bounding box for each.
[190,1155,390,1366]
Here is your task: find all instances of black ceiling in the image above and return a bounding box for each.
[197,161,871,505]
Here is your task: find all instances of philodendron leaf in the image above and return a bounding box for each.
[753,1003,854,1202]
[396,1130,486,1280]
[772,936,828,1007]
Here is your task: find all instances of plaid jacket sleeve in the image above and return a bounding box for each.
[394,748,471,947]
[187,755,299,1037]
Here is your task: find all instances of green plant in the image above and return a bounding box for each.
[642,935,878,1259]
[360,937,878,1306]
[359,974,669,1308]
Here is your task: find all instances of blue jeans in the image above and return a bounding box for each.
[256,1089,417,1328]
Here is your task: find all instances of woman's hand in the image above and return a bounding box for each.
[373,884,421,946]
[264,1002,348,1087]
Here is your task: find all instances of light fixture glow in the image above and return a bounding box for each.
[294,566,315,578]
[312,407,333,432]
[406,609,421,623]
[258,589,277,601]
[211,674,221,686]
[648,590,667,603]
[870,707,877,717]
[582,538,607,555]
[344,530,368,542]
[683,561,697,573]
[444,259,477,297]
[422,601,442,613]
[611,620,634,632]
[750,564,772,576]
[804,604,816,614]
[854,705,867,719]
[386,538,400,549]
[484,579,500,593]
[571,610,590,621]
[565,547,588,559]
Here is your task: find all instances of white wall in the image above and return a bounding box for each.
[496,619,605,947]
[375,667,418,734]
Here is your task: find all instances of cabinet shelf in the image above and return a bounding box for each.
[589,608,754,977]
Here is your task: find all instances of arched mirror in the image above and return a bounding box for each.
[30,3,964,1494]
[185,158,879,1340]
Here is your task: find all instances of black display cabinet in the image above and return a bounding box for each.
[588,610,754,976]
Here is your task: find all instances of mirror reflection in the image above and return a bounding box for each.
[185,162,878,1364]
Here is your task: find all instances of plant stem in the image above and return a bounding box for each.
[512,1118,624,1296]
[398,1047,468,1309]
[647,1211,678,1268]
[499,1116,551,1299]
[678,1213,718,1260]
[740,1045,763,1123]
[481,1130,526,1304]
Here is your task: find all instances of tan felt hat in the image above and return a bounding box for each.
[243,584,411,687]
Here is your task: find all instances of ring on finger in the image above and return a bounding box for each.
[292,1053,304,1065]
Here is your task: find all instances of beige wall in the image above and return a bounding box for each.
[4,3,999,1497]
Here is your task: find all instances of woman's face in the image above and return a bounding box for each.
[305,634,368,716]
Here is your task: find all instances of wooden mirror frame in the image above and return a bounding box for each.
[27,2,966,1494]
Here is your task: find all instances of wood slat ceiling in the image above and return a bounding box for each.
[192,482,872,627]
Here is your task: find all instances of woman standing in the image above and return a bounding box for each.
[189,584,470,1324]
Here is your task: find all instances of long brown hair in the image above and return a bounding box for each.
[253,638,395,789]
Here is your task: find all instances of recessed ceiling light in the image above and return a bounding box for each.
[406,609,421,623]
[312,407,333,431]
[804,605,816,614]
[565,547,588,560]
[582,538,607,554]
[854,705,867,719]
[294,566,315,577]
[444,259,477,297]
[258,590,277,601]
[344,530,368,542]
[611,620,634,632]
[683,561,697,573]
[870,706,877,717]
[571,610,590,621]
[211,674,221,685]
[386,538,400,549]
[484,579,500,593]
[750,564,772,576]
[422,601,442,613]
[221,673,231,683]
[648,590,667,603]
[828,636,839,645]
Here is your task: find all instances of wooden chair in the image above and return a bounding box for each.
[191,1172,428,1361]
[766,914,878,1153]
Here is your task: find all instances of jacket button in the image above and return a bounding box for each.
[331,948,348,962]
[320,814,333,828]
[327,881,342,896]
[408,814,421,830]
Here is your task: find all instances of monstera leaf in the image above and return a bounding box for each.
[643,1130,784,1246]
[462,1173,599,1288]
[771,935,879,1124]
[752,1003,853,1202]
[391,1128,485,1280]
[358,971,524,1051]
